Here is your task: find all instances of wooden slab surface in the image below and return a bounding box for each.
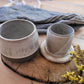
[0,0,84,84]
[0,56,44,84]
[2,26,84,83]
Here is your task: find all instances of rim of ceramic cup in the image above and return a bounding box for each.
[48,23,74,37]
[0,19,36,41]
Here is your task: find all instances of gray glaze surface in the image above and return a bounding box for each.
[0,19,39,62]
[46,23,74,57]
[1,20,34,39]
[40,23,74,63]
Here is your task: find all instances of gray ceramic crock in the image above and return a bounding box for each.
[0,19,39,62]
[40,23,74,63]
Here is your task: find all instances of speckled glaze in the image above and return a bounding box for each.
[46,23,74,58]
[40,23,74,63]
[0,19,39,62]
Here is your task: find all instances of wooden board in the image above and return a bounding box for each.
[2,52,76,83]
[0,0,84,84]
[0,56,44,84]
[2,26,84,83]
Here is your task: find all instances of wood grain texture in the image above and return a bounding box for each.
[0,57,44,84]
[2,27,84,83]
[0,0,84,84]
[2,45,76,83]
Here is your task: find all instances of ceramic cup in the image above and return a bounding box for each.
[40,23,74,63]
[0,19,39,62]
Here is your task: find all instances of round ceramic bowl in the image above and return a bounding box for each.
[0,19,39,62]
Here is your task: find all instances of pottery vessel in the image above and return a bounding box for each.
[0,19,39,62]
[40,23,74,63]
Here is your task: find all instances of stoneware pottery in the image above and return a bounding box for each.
[0,19,39,62]
[40,23,74,63]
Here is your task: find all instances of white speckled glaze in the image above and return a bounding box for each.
[46,23,74,58]
[40,23,74,63]
[0,19,39,60]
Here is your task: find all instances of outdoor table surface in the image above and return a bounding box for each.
[0,0,84,84]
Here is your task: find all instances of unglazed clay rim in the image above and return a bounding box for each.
[48,23,74,37]
[40,40,74,63]
[0,19,36,41]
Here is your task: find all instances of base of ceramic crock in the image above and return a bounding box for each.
[1,50,38,63]
[40,40,74,63]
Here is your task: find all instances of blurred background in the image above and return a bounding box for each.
[0,0,84,15]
